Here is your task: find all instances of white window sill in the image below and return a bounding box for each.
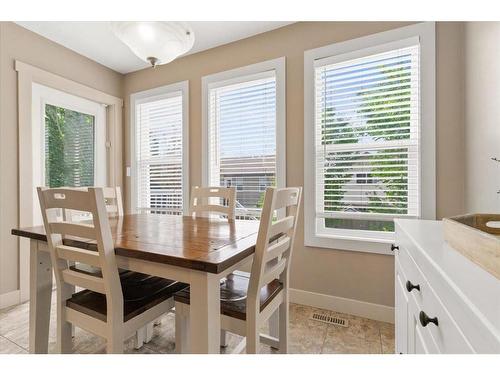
[305,232,395,255]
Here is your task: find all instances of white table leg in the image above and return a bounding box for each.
[29,240,53,354]
[145,322,154,343]
[278,289,289,354]
[134,327,145,349]
[220,329,228,348]
[189,271,220,353]
[175,302,190,354]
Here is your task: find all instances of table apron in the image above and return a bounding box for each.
[37,240,254,281]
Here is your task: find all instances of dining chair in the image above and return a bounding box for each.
[62,186,153,348]
[37,187,187,353]
[189,185,238,347]
[174,186,302,354]
[189,186,236,220]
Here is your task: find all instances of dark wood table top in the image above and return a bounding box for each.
[12,214,261,273]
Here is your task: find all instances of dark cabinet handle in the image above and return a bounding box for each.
[419,311,438,327]
[406,280,420,292]
[391,244,399,252]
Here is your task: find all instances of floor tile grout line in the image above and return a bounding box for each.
[142,342,167,354]
[378,325,384,354]
[319,321,331,354]
[0,334,29,353]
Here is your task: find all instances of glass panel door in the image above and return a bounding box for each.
[44,104,96,188]
[31,83,106,224]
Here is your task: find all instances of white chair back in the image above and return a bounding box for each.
[63,186,123,221]
[37,187,123,320]
[189,186,236,220]
[247,187,302,313]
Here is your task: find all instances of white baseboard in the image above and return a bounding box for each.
[289,288,394,324]
[0,289,20,310]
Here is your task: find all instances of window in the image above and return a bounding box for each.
[44,104,95,187]
[131,81,189,215]
[202,58,285,219]
[304,23,435,253]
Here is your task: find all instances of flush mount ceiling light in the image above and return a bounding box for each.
[110,22,194,68]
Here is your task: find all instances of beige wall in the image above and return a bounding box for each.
[464,22,500,212]
[0,22,123,295]
[0,21,467,305]
[123,22,466,307]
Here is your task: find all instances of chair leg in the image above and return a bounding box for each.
[69,283,76,338]
[107,328,124,354]
[145,322,154,343]
[175,303,190,354]
[220,329,228,348]
[134,327,145,349]
[245,320,259,354]
[278,300,289,354]
[57,285,73,354]
[268,310,280,349]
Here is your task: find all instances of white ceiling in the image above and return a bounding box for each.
[16,21,294,74]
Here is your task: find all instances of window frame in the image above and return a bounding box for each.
[304,22,435,254]
[130,81,189,215]
[201,57,286,216]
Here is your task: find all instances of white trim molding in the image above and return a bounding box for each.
[303,22,436,254]
[289,288,395,324]
[201,57,286,191]
[129,81,190,215]
[15,60,123,302]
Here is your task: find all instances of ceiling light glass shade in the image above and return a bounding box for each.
[110,22,194,67]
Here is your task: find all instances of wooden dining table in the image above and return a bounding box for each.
[11,213,264,354]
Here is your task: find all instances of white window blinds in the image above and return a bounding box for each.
[136,93,183,214]
[314,44,420,233]
[207,73,276,219]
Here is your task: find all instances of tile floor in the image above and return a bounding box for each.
[0,294,395,354]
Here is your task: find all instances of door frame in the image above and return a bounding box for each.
[31,83,107,226]
[16,61,123,303]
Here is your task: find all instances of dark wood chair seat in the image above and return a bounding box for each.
[66,271,188,322]
[69,264,128,278]
[174,272,283,321]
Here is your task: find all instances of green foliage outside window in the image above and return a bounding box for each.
[45,104,95,188]
[322,62,412,232]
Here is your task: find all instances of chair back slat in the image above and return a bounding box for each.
[189,186,236,220]
[273,188,300,210]
[43,189,94,212]
[260,257,287,287]
[246,187,302,313]
[61,269,106,294]
[103,187,124,217]
[37,187,123,315]
[105,205,119,215]
[64,186,124,221]
[191,204,231,217]
[264,236,291,262]
[56,245,101,267]
[268,216,295,239]
[50,222,97,240]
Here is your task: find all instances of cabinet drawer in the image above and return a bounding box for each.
[396,246,474,353]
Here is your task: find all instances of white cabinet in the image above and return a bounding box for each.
[395,268,408,353]
[395,219,500,354]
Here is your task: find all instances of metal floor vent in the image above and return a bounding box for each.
[311,313,349,327]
